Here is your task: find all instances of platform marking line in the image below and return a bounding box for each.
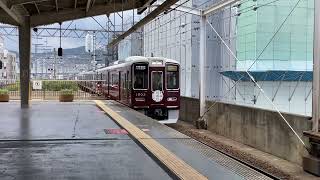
[94,100,208,180]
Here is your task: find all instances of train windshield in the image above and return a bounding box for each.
[152,71,163,91]
[166,65,179,89]
[133,64,148,89]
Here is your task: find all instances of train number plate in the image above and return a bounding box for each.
[136,92,146,97]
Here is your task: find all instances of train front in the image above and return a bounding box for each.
[132,57,180,124]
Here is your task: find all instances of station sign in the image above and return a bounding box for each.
[33,80,42,90]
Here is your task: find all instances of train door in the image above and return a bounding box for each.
[120,71,128,105]
[118,71,121,100]
[109,71,118,100]
[107,71,110,98]
[126,70,130,104]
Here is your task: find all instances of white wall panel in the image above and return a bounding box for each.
[142,0,311,116]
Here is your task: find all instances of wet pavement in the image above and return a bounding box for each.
[0,101,170,180]
[0,101,271,179]
[0,101,128,140]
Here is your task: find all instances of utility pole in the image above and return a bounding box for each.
[53,48,57,79]
[303,0,320,176]
[313,0,320,133]
[197,15,207,129]
[43,38,52,79]
[32,43,43,79]
[93,31,96,79]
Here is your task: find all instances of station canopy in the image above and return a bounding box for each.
[0,0,151,27]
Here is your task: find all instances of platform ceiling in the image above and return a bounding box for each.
[0,0,150,27]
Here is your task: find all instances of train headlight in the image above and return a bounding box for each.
[167,97,177,102]
[135,97,145,102]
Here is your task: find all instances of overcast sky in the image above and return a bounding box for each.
[2,10,143,53]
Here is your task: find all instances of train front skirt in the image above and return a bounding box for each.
[137,109,179,124]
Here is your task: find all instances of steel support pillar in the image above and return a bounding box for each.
[19,16,31,108]
[313,0,320,133]
[197,15,207,128]
[303,0,320,176]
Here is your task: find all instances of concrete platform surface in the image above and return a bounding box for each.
[0,140,171,180]
[0,101,129,140]
[0,101,169,180]
[0,101,272,179]
[102,100,273,180]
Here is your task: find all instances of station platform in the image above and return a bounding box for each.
[0,100,272,180]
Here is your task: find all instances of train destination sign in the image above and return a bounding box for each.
[135,65,146,70]
[167,65,178,71]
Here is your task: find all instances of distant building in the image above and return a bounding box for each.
[110,13,144,65]
[106,34,119,66]
[118,32,143,60]
[0,36,17,80]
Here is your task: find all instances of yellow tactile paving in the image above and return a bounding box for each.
[94,100,208,180]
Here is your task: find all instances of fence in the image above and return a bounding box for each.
[0,79,106,100]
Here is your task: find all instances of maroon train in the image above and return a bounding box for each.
[78,56,180,123]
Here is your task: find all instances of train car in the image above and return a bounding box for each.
[78,56,180,123]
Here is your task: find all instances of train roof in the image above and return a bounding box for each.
[78,70,94,75]
[96,56,179,73]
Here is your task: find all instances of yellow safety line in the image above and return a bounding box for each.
[94,100,208,180]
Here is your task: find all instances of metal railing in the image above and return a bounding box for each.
[0,79,106,100]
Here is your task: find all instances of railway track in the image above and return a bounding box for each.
[168,124,282,179]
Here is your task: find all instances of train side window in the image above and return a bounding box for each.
[133,64,148,89]
[107,72,110,84]
[166,64,179,89]
[111,73,118,87]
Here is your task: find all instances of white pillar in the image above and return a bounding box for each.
[19,16,31,108]
[312,0,320,132]
[199,15,207,117]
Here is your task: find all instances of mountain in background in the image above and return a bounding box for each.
[63,46,104,55]
[12,46,105,56]
[14,46,106,65]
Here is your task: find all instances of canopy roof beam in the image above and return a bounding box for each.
[30,0,139,26]
[0,0,23,25]
[10,0,48,6]
[137,0,156,14]
[86,0,92,12]
[55,0,58,12]
[34,2,40,14]
[1,0,145,27]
